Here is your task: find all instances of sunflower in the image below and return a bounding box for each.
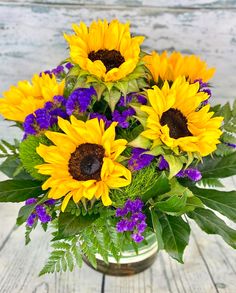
[143,51,215,83]
[0,73,65,122]
[36,117,131,211]
[64,19,144,82]
[140,77,223,156]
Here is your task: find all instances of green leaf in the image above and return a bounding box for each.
[65,251,74,272]
[57,212,99,238]
[198,152,236,178]
[159,214,190,263]
[198,178,224,188]
[0,180,43,202]
[221,102,231,124]
[164,154,183,178]
[142,172,170,202]
[150,208,164,251]
[154,193,187,215]
[71,245,83,268]
[188,208,236,249]
[0,156,31,180]
[190,186,236,222]
[19,135,50,181]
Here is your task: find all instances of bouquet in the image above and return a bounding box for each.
[0,19,236,276]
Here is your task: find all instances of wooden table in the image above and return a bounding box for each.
[0,1,236,292]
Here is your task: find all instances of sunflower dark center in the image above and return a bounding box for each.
[88,49,125,72]
[68,143,105,181]
[160,108,192,139]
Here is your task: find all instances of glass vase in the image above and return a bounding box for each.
[83,233,158,276]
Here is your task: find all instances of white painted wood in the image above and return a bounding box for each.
[0,224,103,293]
[0,1,236,292]
[2,0,236,8]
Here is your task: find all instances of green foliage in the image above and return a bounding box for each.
[110,163,161,205]
[198,178,224,188]
[188,208,236,249]
[163,154,183,178]
[154,194,187,215]
[213,101,236,156]
[39,238,80,276]
[142,172,170,202]
[159,214,190,263]
[0,139,19,158]
[25,225,35,245]
[0,156,31,180]
[189,186,236,222]
[150,209,164,251]
[0,180,43,202]
[56,212,99,239]
[19,135,50,181]
[198,151,236,178]
[40,214,129,275]
[0,139,31,179]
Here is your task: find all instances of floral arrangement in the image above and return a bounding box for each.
[0,19,236,276]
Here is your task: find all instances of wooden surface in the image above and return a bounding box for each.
[1,0,236,292]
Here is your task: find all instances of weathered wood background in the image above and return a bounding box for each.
[0,0,236,292]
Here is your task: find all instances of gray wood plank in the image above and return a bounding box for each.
[1,0,236,9]
[0,223,103,293]
[0,4,236,101]
[104,234,218,293]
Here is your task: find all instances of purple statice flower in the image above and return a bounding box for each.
[51,65,64,76]
[176,168,202,182]
[39,70,53,78]
[27,213,37,227]
[25,198,37,205]
[225,142,236,149]
[89,113,112,128]
[23,95,67,138]
[65,62,74,70]
[115,198,147,243]
[158,156,202,182]
[113,93,146,128]
[25,198,55,227]
[39,62,74,78]
[44,199,56,206]
[118,93,147,107]
[132,233,144,243]
[112,109,136,128]
[128,148,154,171]
[66,87,96,115]
[158,156,169,170]
[194,79,212,105]
[35,205,52,223]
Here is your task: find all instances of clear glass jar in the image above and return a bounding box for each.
[83,233,158,276]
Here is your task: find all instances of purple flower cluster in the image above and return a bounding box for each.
[112,108,136,128]
[176,168,202,181]
[194,79,212,106]
[66,87,96,115]
[115,198,147,243]
[23,95,67,137]
[128,148,154,171]
[118,93,147,107]
[26,198,55,227]
[40,62,74,78]
[225,142,236,149]
[158,156,202,181]
[111,93,147,129]
[90,113,112,128]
